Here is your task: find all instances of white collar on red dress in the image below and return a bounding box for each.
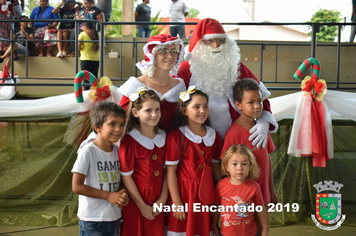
[128,128,166,150]
[178,125,216,147]
[118,76,186,103]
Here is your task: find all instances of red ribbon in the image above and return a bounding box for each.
[94,85,111,102]
[302,77,325,99]
[299,100,329,167]
[1,64,10,83]
[310,101,329,167]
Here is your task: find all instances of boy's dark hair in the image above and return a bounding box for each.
[171,89,210,131]
[90,100,126,134]
[232,79,261,103]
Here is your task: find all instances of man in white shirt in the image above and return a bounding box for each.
[169,0,188,38]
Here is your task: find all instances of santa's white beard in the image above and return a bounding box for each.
[189,38,241,97]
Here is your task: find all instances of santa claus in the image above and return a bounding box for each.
[178,18,278,148]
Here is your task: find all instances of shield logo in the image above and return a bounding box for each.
[311,180,346,230]
[315,193,342,225]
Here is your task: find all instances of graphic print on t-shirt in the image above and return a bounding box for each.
[221,195,252,227]
[97,160,120,192]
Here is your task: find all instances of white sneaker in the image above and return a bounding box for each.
[62,51,67,57]
[56,52,63,58]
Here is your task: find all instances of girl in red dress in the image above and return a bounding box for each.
[166,86,222,236]
[119,88,168,236]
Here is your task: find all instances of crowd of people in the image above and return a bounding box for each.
[0,0,190,66]
[71,17,279,236]
[0,0,104,73]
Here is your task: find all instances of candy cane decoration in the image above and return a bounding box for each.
[294,58,321,80]
[74,70,99,103]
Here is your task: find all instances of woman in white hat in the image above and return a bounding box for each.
[118,34,186,132]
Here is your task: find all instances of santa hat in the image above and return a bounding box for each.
[136,34,184,73]
[185,18,228,60]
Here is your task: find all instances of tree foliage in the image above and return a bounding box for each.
[187,8,200,18]
[106,0,164,38]
[307,8,342,42]
[105,0,123,37]
[23,0,38,16]
[149,11,166,37]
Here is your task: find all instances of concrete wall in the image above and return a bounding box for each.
[227,25,308,41]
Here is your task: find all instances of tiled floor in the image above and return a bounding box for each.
[0,224,355,236]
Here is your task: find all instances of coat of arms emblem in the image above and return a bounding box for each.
[311,180,346,230]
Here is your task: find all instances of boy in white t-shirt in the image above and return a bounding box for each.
[72,100,129,236]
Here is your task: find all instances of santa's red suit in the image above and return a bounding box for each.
[177,18,278,139]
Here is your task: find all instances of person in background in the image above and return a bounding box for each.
[8,0,22,29]
[187,29,193,40]
[29,0,59,57]
[135,0,151,38]
[169,0,188,39]
[52,0,82,57]
[350,0,356,42]
[0,0,11,53]
[77,0,104,27]
[20,0,23,13]
[78,21,99,90]
[0,15,34,70]
[72,100,129,236]
[96,0,111,23]
[68,0,104,57]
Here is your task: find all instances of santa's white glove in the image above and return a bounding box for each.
[249,119,269,149]
[249,111,279,149]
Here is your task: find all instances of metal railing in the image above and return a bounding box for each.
[1,19,356,92]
